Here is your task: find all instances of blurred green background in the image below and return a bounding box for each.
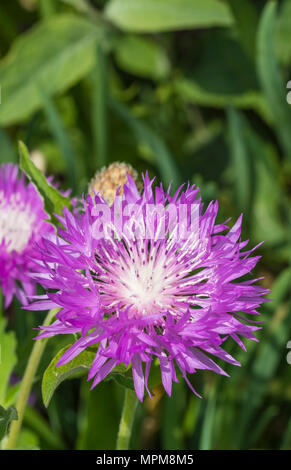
[0,0,291,450]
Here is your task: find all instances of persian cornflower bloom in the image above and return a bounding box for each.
[0,163,54,307]
[29,172,268,401]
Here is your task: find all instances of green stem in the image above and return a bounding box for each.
[116,389,138,450]
[5,309,57,450]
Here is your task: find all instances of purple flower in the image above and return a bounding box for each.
[0,163,54,307]
[29,173,269,401]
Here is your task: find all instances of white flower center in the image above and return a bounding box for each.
[0,192,35,253]
[119,254,168,314]
[97,240,189,317]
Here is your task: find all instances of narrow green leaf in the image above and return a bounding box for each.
[280,418,291,449]
[227,0,258,60]
[265,267,291,310]
[257,1,291,159]
[19,141,72,226]
[105,0,233,33]
[245,126,287,247]
[76,380,120,450]
[38,87,79,192]
[39,0,58,19]
[175,78,272,125]
[110,98,183,189]
[0,318,17,405]
[275,0,291,65]
[91,44,109,169]
[227,108,251,212]
[199,390,216,450]
[162,381,187,449]
[234,269,291,448]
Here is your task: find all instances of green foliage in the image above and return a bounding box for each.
[0,317,18,443]
[42,343,135,407]
[19,141,71,226]
[0,0,291,451]
[113,35,170,81]
[0,14,102,126]
[0,319,17,406]
[0,405,18,441]
[42,345,96,407]
[257,1,291,160]
[105,0,233,32]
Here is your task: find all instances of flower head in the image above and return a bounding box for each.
[0,163,53,307]
[88,162,141,206]
[29,172,269,400]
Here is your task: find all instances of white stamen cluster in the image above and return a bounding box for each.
[0,191,35,253]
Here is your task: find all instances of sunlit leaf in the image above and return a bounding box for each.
[113,35,170,80]
[105,0,233,32]
[0,14,102,125]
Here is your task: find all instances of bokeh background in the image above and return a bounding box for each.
[0,0,291,450]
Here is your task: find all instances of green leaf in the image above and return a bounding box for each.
[175,78,272,124]
[113,35,170,80]
[257,1,291,160]
[245,125,287,247]
[110,98,183,189]
[276,0,291,65]
[105,0,233,33]
[226,0,258,60]
[0,318,17,406]
[42,341,139,407]
[0,14,102,125]
[42,344,96,407]
[39,0,57,19]
[3,383,20,409]
[111,373,135,390]
[19,141,72,226]
[76,380,121,450]
[199,389,216,450]
[227,108,251,212]
[91,44,109,169]
[38,87,79,192]
[0,405,18,441]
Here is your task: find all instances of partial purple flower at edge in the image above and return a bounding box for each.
[0,163,55,307]
[28,173,270,401]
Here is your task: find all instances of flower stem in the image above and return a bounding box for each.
[116,389,138,450]
[5,308,57,450]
